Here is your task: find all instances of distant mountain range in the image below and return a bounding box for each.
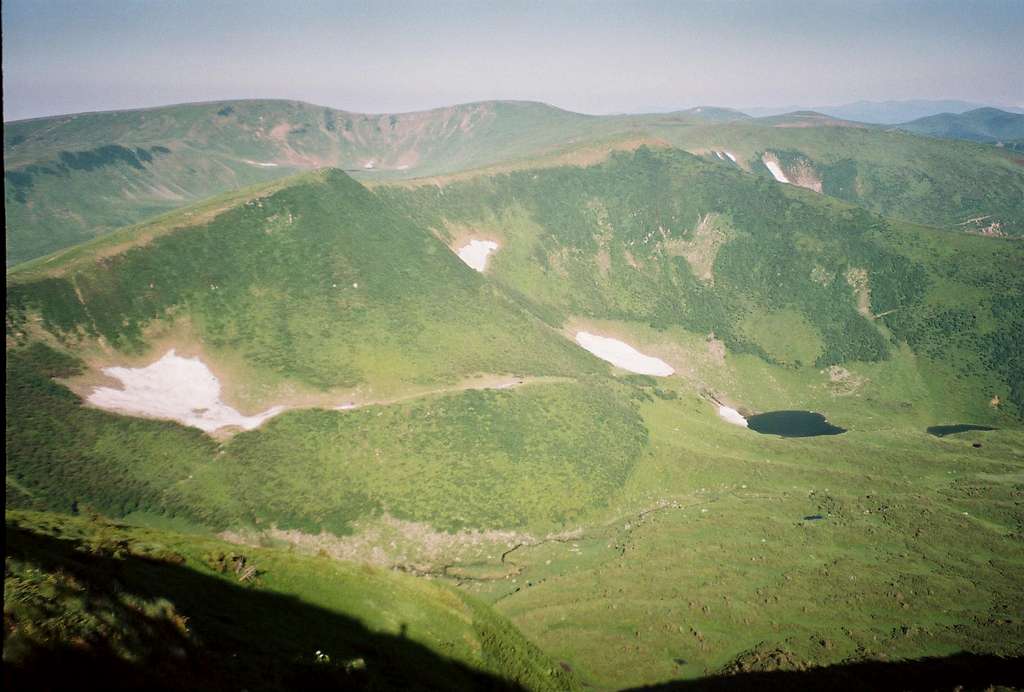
[741,99,1024,124]
[894,107,1024,144]
[6,98,1024,265]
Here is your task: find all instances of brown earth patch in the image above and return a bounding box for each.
[826,365,866,396]
[219,514,583,580]
[706,333,726,366]
[790,161,823,193]
[845,267,872,318]
[663,213,730,285]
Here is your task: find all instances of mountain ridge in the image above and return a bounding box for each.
[893,107,1024,144]
[8,97,1024,265]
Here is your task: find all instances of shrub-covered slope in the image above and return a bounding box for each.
[383,147,1024,416]
[649,119,1024,237]
[7,169,594,394]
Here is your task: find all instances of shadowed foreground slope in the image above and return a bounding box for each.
[3,511,577,691]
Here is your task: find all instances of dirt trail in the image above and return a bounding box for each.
[332,375,572,412]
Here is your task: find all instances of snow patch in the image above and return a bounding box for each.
[363,161,376,169]
[718,405,748,427]
[456,240,499,272]
[762,156,790,183]
[244,160,279,167]
[396,164,410,170]
[87,350,285,432]
[574,332,674,376]
[724,151,737,163]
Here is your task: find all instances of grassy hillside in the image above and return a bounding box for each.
[4,99,635,265]
[8,98,1024,265]
[644,118,1024,237]
[894,107,1024,144]
[7,169,596,399]
[487,389,1024,688]
[6,154,1024,688]
[5,510,576,690]
[383,147,1024,418]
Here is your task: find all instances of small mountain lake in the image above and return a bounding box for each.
[746,410,846,438]
[926,424,997,437]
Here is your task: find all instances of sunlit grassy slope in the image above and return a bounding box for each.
[643,117,1024,236]
[5,510,576,691]
[7,169,596,397]
[383,147,1024,419]
[6,151,1024,688]
[7,98,1024,264]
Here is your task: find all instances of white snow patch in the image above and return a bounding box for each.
[574,332,674,376]
[724,151,737,163]
[363,161,376,169]
[715,151,724,159]
[718,405,748,427]
[396,164,410,170]
[87,350,285,432]
[762,156,791,183]
[456,240,499,272]
[244,159,279,167]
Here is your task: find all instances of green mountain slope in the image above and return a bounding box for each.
[3,99,632,265]
[383,147,1024,417]
[644,117,1024,237]
[8,98,1024,265]
[894,107,1024,144]
[5,510,575,690]
[6,155,1024,687]
[7,169,595,398]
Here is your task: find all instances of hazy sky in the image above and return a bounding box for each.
[3,0,1022,120]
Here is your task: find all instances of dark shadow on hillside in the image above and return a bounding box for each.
[625,652,1024,691]
[3,520,526,692]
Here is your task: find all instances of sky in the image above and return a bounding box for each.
[3,0,1023,121]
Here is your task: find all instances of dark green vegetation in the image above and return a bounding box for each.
[744,410,846,437]
[226,380,647,533]
[7,98,1024,264]
[384,147,1024,417]
[6,139,1024,689]
[7,169,594,392]
[6,343,221,525]
[5,510,575,690]
[6,339,641,535]
[926,424,998,437]
[660,118,1024,237]
[894,107,1024,145]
